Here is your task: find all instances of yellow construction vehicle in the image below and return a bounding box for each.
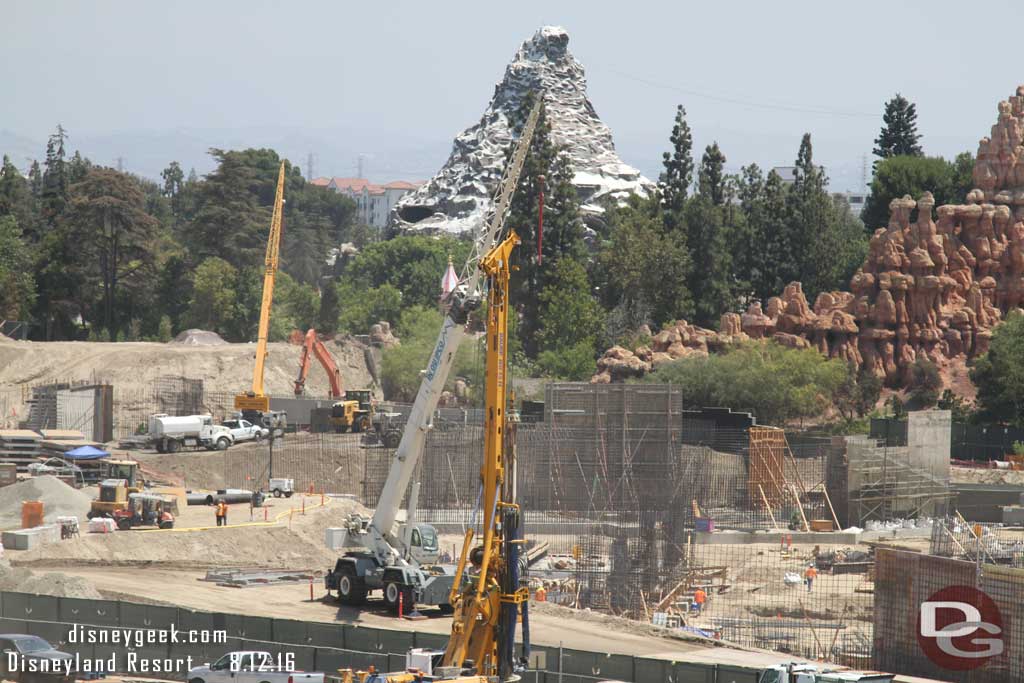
[88,459,146,518]
[339,232,525,683]
[235,161,286,425]
[330,390,373,433]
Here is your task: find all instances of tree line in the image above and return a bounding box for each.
[0,135,364,342]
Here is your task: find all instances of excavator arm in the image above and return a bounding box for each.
[294,329,343,398]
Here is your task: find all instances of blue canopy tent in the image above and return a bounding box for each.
[63,445,110,461]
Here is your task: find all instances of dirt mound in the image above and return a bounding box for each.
[15,498,364,569]
[952,465,1024,485]
[0,560,100,598]
[171,329,228,346]
[0,339,376,406]
[0,476,94,530]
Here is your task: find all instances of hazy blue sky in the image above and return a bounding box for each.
[3,0,1024,191]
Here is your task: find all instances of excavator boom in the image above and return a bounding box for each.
[294,329,343,398]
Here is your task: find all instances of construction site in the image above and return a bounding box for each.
[0,355,1022,682]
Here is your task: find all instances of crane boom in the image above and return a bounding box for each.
[365,97,543,560]
[235,161,286,414]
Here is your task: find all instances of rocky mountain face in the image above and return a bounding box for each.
[392,26,653,234]
[594,86,1024,388]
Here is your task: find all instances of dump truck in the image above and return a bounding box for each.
[149,414,234,452]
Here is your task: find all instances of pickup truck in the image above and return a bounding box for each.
[221,419,270,444]
[188,651,323,683]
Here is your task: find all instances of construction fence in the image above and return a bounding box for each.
[0,590,765,683]
[873,548,1024,683]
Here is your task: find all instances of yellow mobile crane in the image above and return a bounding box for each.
[340,235,525,683]
[235,161,286,425]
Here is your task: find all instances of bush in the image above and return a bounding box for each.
[908,357,942,408]
[970,310,1024,427]
[536,341,597,380]
[640,341,846,425]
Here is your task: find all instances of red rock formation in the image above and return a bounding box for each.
[592,86,1024,387]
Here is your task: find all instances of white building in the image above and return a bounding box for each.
[313,177,421,229]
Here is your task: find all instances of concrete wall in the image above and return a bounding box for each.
[907,410,951,484]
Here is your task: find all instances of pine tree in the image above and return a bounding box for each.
[753,169,793,301]
[28,161,43,198]
[0,156,36,239]
[659,105,694,218]
[41,124,69,223]
[873,94,923,159]
[67,151,92,184]
[505,93,584,357]
[698,142,727,206]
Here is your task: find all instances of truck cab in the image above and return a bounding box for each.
[397,522,440,565]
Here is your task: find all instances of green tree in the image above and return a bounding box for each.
[185,257,238,333]
[597,196,692,333]
[908,356,942,408]
[835,362,883,421]
[505,93,584,356]
[861,155,969,232]
[697,142,727,206]
[381,305,480,401]
[67,151,92,184]
[0,155,37,239]
[0,216,37,319]
[41,125,69,224]
[970,311,1024,426]
[873,94,923,159]
[640,341,846,425]
[535,258,605,377]
[659,105,694,219]
[269,271,319,340]
[685,193,733,327]
[339,235,470,310]
[335,282,403,335]
[744,168,793,302]
[64,169,160,336]
[317,277,341,333]
[156,315,173,342]
[161,161,186,230]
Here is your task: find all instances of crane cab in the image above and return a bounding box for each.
[398,522,440,565]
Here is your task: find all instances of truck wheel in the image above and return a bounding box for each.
[356,416,371,433]
[255,431,263,443]
[216,437,230,450]
[272,489,282,498]
[337,565,367,605]
[383,430,401,448]
[167,439,181,453]
[116,518,131,531]
[159,521,173,530]
[155,441,166,454]
[284,491,293,498]
[384,581,401,609]
[189,678,205,683]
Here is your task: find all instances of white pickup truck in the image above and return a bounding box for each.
[221,418,270,444]
[188,651,323,683]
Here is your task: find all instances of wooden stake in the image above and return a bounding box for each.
[828,601,849,657]
[758,484,780,530]
[822,486,841,531]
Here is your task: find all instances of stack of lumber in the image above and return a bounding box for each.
[0,430,41,471]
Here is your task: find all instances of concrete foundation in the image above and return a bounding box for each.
[2,524,59,550]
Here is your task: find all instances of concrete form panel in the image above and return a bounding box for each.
[674,662,715,683]
[59,597,119,626]
[717,664,760,683]
[305,621,344,648]
[270,618,309,646]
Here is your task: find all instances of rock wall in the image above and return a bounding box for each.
[393,26,653,234]
[594,86,1024,387]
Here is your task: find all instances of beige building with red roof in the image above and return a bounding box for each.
[321,177,421,229]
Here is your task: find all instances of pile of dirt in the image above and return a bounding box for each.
[0,476,94,530]
[0,339,376,403]
[15,498,365,569]
[0,560,101,598]
[171,329,228,346]
[951,465,1024,486]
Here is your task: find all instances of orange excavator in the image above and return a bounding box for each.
[295,329,373,434]
[294,328,343,398]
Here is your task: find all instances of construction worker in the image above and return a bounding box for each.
[804,564,817,593]
[215,500,227,527]
[693,587,707,615]
[534,583,547,602]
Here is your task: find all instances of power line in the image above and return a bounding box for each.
[592,66,878,119]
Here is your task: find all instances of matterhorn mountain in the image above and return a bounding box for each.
[392,26,653,234]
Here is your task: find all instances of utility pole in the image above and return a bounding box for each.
[306,152,314,181]
[116,156,124,173]
[357,154,365,179]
